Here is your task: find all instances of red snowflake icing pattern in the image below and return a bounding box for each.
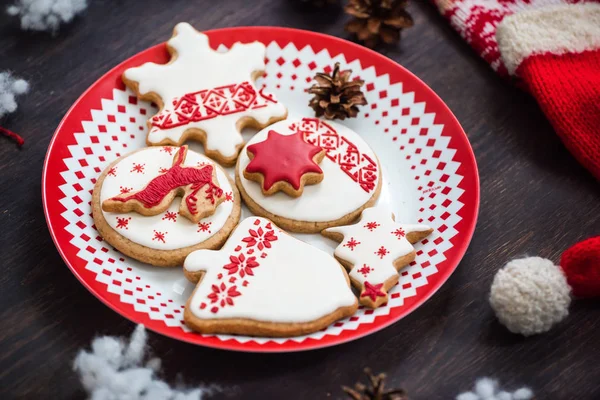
[361,281,386,302]
[115,217,131,229]
[162,211,177,222]
[374,246,389,259]
[224,192,233,202]
[242,221,278,250]
[161,146,175,155]
[158,167,169,174]
[199,219,279,314]
[206,282,241,313]
[197,221,212,233]
[392,228,406,238]
[152,230,166,243]
[364,221,380,231]
[131,163,145,174]
[357,264,372,277]
[224,253,259,278]
[119,186,132,194]
[343,237,361,251]
[108,167,117,177]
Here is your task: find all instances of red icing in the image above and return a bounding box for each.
[357,264,372,277]
[242,226,278,250]
[108,146,223,215]
[152,230,166,243]
[364,221,380,231]
[162,211,177,222]
[392,228,406,238]
[115,217,131,229]
[245,130,323,190]
[150,82,277,130]
[344,237,361,251]
[201,219,279,314]
[361,281,385,302]
[197,221,212,233]
[289,118,378,193]
[375,246,389,259]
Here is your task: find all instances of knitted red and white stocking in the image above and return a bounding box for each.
[434,0,600,180]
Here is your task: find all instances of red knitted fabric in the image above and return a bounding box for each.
[561,236,600,298]
[518,51,600,180]
[433,0,600,180]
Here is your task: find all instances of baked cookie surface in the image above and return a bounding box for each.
[183,216,358,337]
[122,22,288,165]
[92,146,241,267]
[236,117,382,233]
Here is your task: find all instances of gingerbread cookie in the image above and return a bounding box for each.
[322,207,433,308]
[236,117,382,233]
[243,129,325,197]
[92,146,241,267]
[123,22,288,166]
[102,146,224,223]
[183,217,358,337]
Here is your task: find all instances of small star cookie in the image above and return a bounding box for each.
[322,207,433,308]
[243,130,325,197]
[123,23,288,166]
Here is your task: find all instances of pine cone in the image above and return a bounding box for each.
[345,0,414,48]
[308,62,367,120]
[342,368,409,400]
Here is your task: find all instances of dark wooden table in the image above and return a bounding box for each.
[1,1,599,399]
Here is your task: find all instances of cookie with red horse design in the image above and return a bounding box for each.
[183,217,358,337]
[322,207,433,308]
[102,146,224,223]
[236,117,382,233]
[122,22,287,166]
[92,146,241,267]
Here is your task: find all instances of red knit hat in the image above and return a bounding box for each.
[434,0,600,180]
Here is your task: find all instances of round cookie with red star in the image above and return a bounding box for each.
[92,146,241,267]
[236,117,382,233]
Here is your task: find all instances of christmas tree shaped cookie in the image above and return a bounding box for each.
[243,130,326,197]
[322,207,433,308]
[103,146,224,223]
[123,22,288,166]
[183,217,358,337]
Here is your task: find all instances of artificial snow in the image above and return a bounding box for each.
[0,71,29,119]
[456,378,534,400]
[7,0,88,32]
[73,324,206,400]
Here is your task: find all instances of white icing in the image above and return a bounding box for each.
[184,217,356,322]
[99,146,235,251]
[123,22,287,157]
[324,207,431,287]
[237,118,381,222]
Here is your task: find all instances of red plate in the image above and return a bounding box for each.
[42,27,479,352]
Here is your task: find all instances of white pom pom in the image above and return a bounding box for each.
[490,257,571,336]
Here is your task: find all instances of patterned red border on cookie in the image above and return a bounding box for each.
[42,27,479,352]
